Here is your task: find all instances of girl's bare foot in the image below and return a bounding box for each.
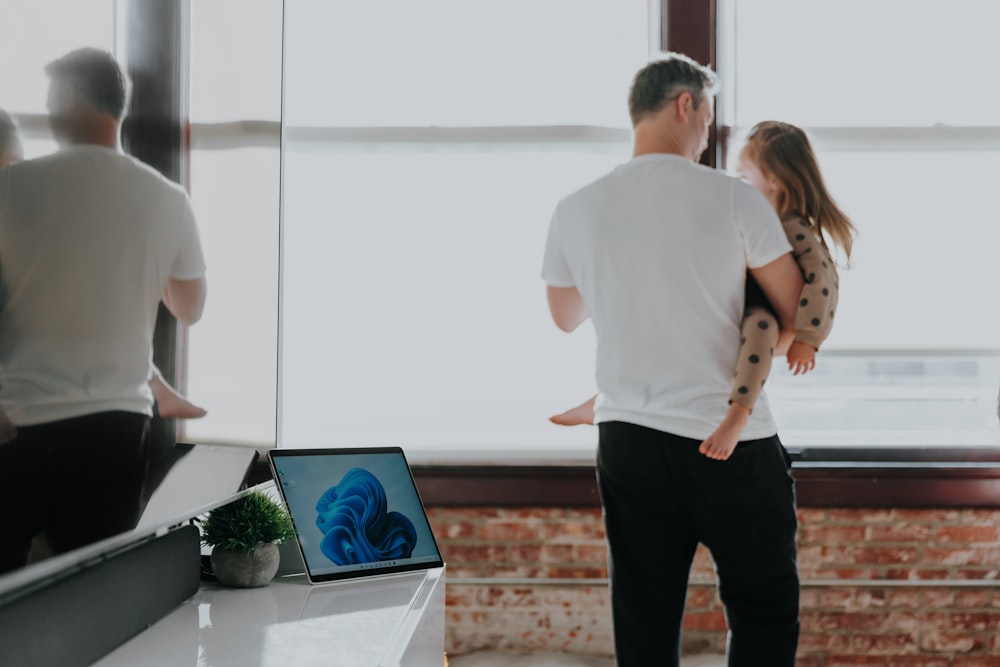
[699,403,750,461]
[550,395,596,426]
[156,393,208,419]
[150,375,207,419]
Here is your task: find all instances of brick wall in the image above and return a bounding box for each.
[429,507,1000,665]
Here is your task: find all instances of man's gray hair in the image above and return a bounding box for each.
[46,48,131,121]
[628,52,719,127]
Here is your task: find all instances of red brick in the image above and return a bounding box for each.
[797,544,824,564]
[682,610,728,631]
[954,590,994,608]
[919,630,984,653]
[885,590,920,608]
[936,525,1000,543]
[538,544,574,563]
[887,658,950,667]
[798,508,827,522]
[544,567,606,579]
[886,569,950,580]
[948,611,1000,631]
[794,656,824,667]
[443,543,507,563]
[478,521,541,541]
[815,611,884,632]
[808,568,879,580]
[850,632,917,655]
[923,589,956,608]
[797,631,853,653]
[681,635,725,655]
[540,520,604,541]
[508,544,543,563]
[436,520,478,539]
[823,657,888,666]
[827,509,894,523]
[812,545,856,565]
[799,589,820,607]
[487,565,545,578]
[443,564,484,577]
[430,508,500,519]
[572,544,609,564]
[853,546,920,565]
[507,508,567,519]
[684,586,717,608]
[923,546,995,566]
[893,509,959,522]
[867,523,933,543]
[883,611,948,633]
[956,569,1000,580]
[800,524,868,544]
[951,659,1000,667]
[817,589,854,609]
[957,509,1000,524]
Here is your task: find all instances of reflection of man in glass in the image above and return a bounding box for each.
[0,48,207,574]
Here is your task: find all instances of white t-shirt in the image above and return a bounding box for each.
[542,153,792,440]
[0,145,206,425]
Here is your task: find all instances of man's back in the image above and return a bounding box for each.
[0,145,205,425]
[542,153,790,439]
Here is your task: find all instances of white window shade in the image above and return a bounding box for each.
[279,1,651,456]
[282,0,649,128]
[731,0,1000,127]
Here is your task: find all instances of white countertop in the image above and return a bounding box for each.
[95,567,446,667]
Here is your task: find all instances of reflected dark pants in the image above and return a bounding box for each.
[0,411,150,575]
[597,421,800,667]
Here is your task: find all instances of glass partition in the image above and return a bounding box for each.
[0,0,281,581]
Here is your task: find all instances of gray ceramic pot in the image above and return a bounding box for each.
[211,542,280,588]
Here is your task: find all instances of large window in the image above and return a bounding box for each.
[279,1,1000,458]
[9,2,997,462]
[722,0,1000,448]
[279,0,651,458]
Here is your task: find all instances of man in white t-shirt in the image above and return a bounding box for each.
[0,48,207,574]
[542,54,803,665]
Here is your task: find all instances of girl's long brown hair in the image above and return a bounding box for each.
[743,121,856,261]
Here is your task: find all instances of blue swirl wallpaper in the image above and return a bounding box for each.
[315,467,418,565]
[273,450,441,578]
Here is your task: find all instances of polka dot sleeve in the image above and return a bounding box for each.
[782,217,839,349]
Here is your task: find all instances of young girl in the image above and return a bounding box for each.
[0,109,206,446]
[551,120,856,461]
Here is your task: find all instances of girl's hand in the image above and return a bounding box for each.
[787,341,817,376]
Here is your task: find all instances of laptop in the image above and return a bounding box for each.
[268,446,444,584]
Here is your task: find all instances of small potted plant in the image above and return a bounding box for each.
[199,490,296,588]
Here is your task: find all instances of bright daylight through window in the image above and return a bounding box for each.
[6,1,998,456]
[724,0,1000,448]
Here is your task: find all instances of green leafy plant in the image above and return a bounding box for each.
[199,490,296,555]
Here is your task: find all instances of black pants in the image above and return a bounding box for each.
[0,411,150,575]
[597,421,800,667]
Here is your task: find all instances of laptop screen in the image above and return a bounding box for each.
[268,447,444,583]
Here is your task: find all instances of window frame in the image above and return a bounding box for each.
[399,0,993,508]
[16,0,994,506]
[280,0,1000,506]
